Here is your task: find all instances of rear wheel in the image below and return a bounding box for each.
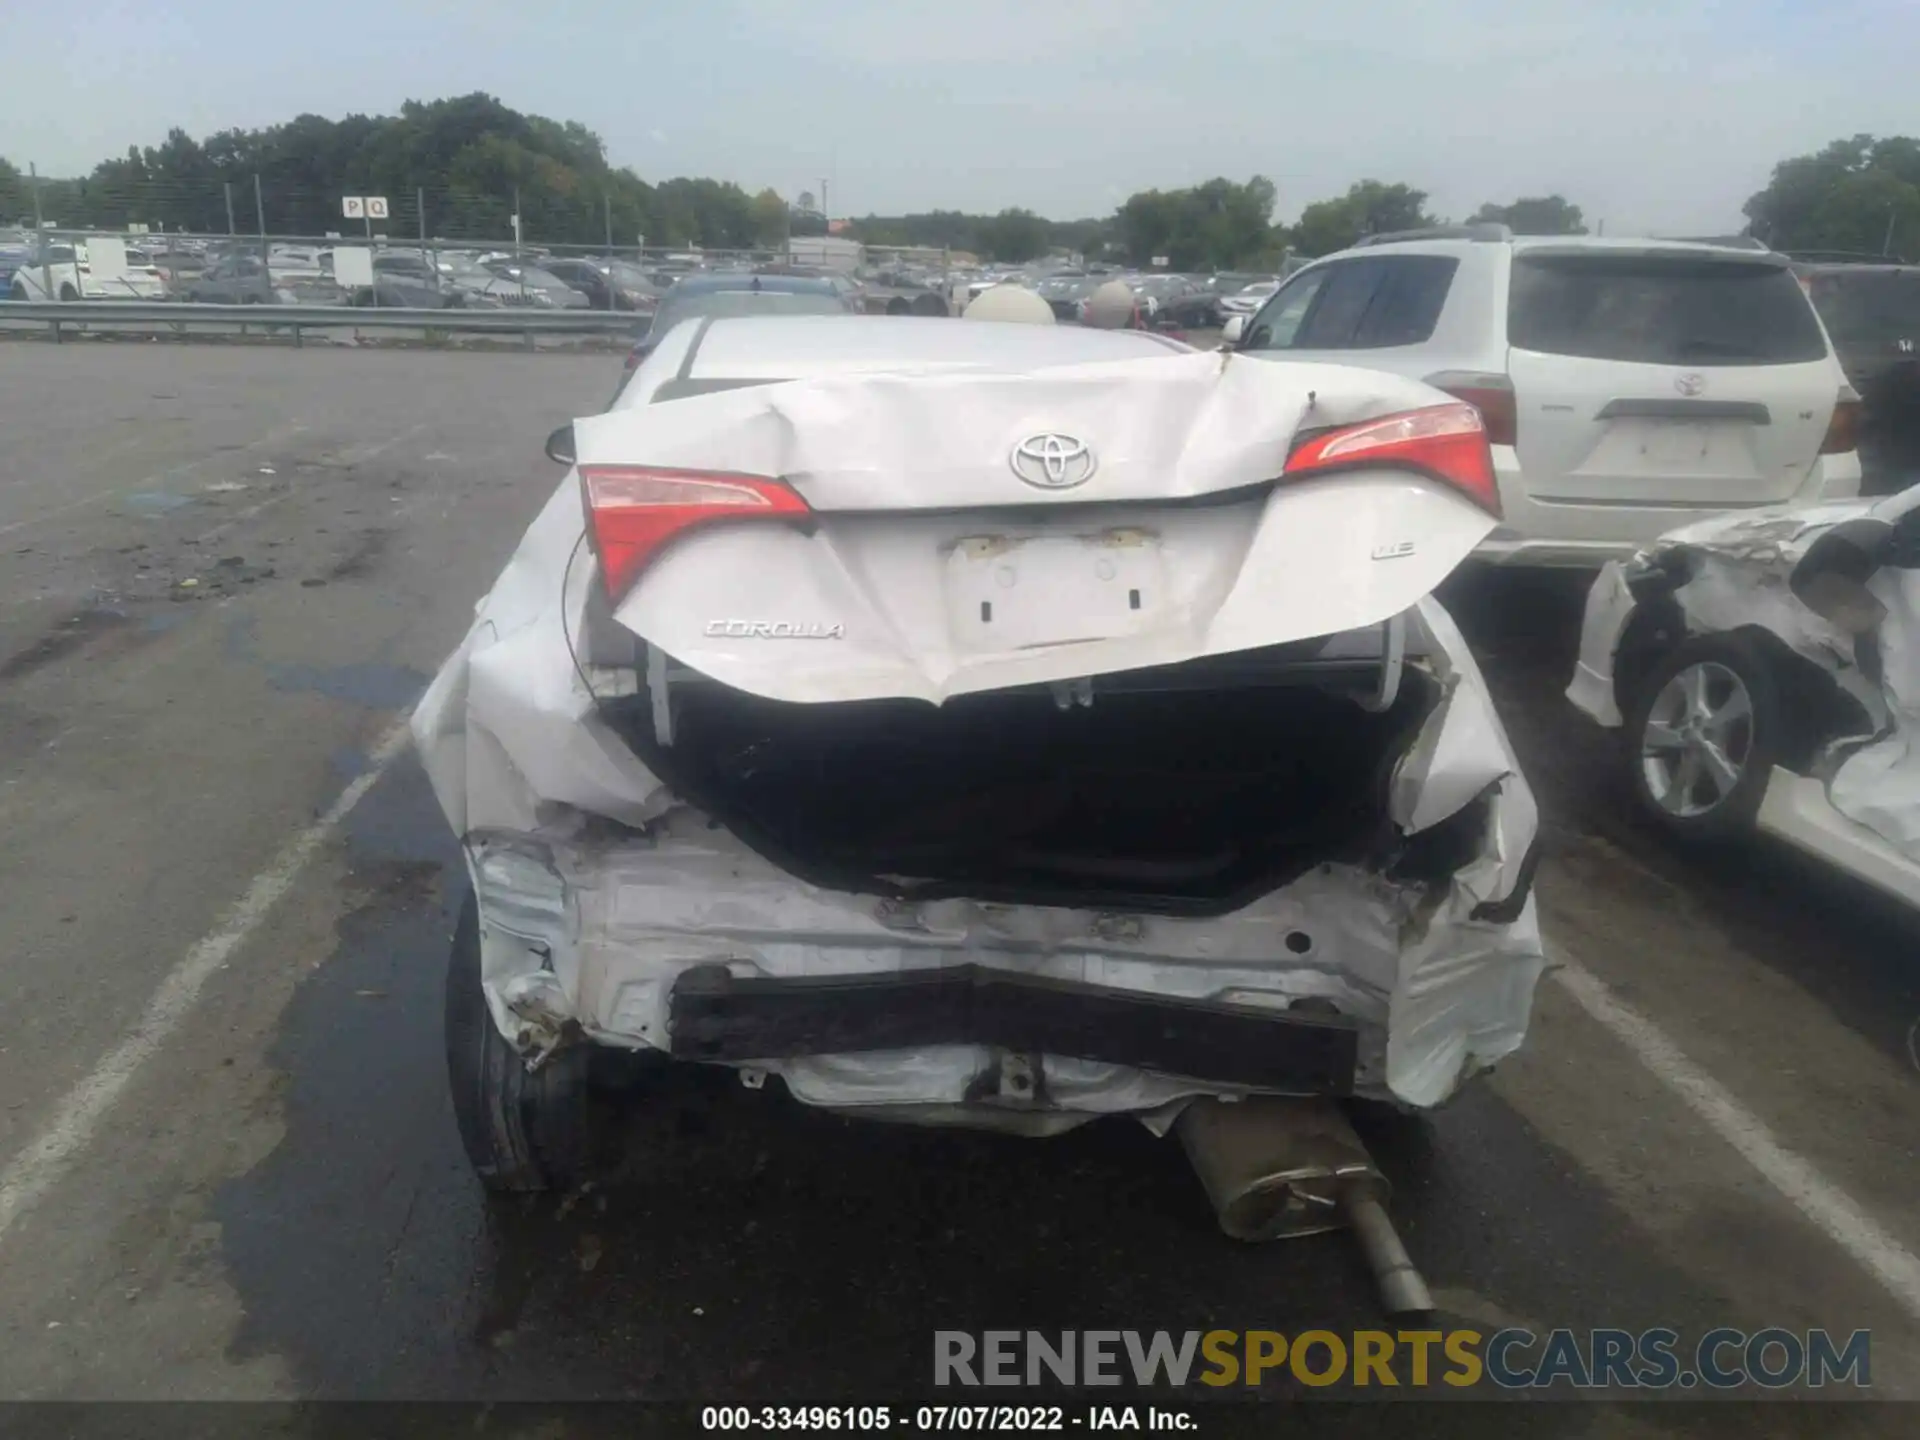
[58,284,77,302]
[443,893,596,1192]
[1624,635,1781,841]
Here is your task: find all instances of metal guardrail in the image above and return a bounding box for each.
[0,299,641,347]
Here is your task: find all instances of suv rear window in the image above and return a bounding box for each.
[1508,254,1829,365]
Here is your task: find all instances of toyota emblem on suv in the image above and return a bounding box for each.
[1674,373,1707,397]
[1010,433,1097,489]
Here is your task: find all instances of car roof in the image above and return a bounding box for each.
[1336,233,1795,264]
[684,315,1185,381]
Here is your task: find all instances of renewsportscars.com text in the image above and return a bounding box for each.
[933,1328,1871,1390]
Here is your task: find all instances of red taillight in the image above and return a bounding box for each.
[1284,402,1501,517]
[1423,371,1518,447]
[580,465,812,600]
[1821,390,1861,455]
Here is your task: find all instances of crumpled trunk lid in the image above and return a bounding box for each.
[571,352,1500,705]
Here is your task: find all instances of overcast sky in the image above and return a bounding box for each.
[7,0,1914,232]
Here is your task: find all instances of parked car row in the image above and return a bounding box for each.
[3,239,170,301]
[0,234,688,314]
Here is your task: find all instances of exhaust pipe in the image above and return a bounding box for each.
[1176,1096,1433,1316]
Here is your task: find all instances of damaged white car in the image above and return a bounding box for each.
[412,316,1547,1197]
[1569,485,1920,906]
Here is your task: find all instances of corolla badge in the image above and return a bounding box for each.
[704,620,844,640]
[1010,433,1097,489]
[1674,372,1707,397]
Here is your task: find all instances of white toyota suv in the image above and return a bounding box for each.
[1222,226,1864,567]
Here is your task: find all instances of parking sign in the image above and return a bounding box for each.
[366,196,389,220]
[342,196,365,218]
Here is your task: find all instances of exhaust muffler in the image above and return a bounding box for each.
[1176,1096,1433,1316]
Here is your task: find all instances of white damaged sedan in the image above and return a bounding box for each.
[413,316,1547,1193]
[1569,485,1920,905]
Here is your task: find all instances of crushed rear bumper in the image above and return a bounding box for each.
[668,962,1360,1094]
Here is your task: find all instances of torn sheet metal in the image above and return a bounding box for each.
[576,353,1499,705]
[572,350,1459,509]
[411,479,670,840]
[1568,488,1920,862]
[445,595,1545,1115]
[462,806,1540,1112]
[1829,561,1920,857]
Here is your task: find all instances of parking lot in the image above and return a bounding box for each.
[0,345,1917,1423]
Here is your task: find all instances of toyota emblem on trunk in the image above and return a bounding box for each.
[1674,372,1707,397]
[1011,433,1097,489]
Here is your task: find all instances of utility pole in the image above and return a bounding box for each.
[419,185,433,292]
[1884,206,1899,258]
[603,192,616,308]
[224,180,236,236]
[254,173,269,286]
[513,185,525,304]
[30,163,52,299]
[819,178,829,226]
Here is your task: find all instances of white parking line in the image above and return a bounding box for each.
[0,717,415,1246]
[1551,955,1920,1324]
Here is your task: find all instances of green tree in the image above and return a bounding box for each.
[1744,134,1920,255]
[1115,176,1277,269]
[1471,194,1586,235]
[1291,180,1435,257]
[976,208,1050,262]
[0,93,767,248]
[750,188,790,246]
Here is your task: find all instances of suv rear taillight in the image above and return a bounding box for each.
[581,465,812,601]
[1285,402,1500,517]
[1423,370,1518,447]
[1821,387,1862,455]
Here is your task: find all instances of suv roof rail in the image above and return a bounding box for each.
[1782,248,1912,266]
[1352,222,1511,248]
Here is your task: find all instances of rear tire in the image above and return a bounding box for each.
[58,284,77,302]
[1623,634,1782,842]
[443,892,596,1192]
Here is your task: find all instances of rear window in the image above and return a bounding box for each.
[1508,254,1829,365]
[1804,269,1920,345]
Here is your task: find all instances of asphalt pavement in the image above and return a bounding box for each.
[0,345,1915,1433]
